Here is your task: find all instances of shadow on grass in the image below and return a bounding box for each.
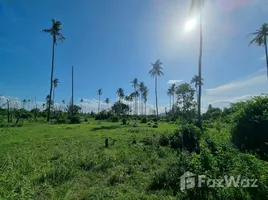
[91,125,120,131]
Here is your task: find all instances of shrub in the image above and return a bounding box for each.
[111,116,119,122]
[140,117,147,123]
[152,124,158,128]
[69,115,81,124]
[122,118,127,125]
[231,96,268,159]
[152,118,158,123]
[55,115,68,124]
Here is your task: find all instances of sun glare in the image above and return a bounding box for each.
[185,18,196,31]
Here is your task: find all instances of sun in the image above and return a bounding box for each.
[185,18,197,31]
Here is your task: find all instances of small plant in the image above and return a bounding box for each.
[140,117,147,123]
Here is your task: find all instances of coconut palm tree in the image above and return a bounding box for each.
[116,88,125,101]
[190,0,205,128]
[191,75,203,101]
[105,98,110,109]
[52,78,59,104]
[22,99,27,109]
[170,84,176,113]
[149,59,164,118]
[167,89,172,111]
[131,78,139,114]
[139,82,146,115]
[80,98,84,113]
[27,99,31,110]
[43,19,65,122]
[142,86,149,115]
[97,89,102,113]
[249,23,268,78]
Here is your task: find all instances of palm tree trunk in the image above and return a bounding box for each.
[265,37,268,78]
[155,76,158,118]
[145,100,147,115]
[98,95,100,113]
[71,66,74,116]
[53,87,55,105]
[47,38,55,122]
[172,94,175,115]
[197,9,203,129]
[169,96,171,111]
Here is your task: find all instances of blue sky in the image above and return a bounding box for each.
[0,0,267,113]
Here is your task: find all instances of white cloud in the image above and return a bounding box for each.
[167,80,183,84]
[202,68,268,111]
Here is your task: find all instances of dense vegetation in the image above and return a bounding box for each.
[0,95,267,199]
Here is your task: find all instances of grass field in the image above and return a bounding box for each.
[1,119,268,199]
[0,120,179,199]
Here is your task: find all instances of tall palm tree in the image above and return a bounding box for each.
[170,84,176,114]
[191,75,203,101]
[97,89,102,113]
[130,93,136,114]
[131,78,139,114]
[22,99,27,109]
[142,86,149,115]
[27,99,31,110]
[43,19,65,122]
[80,98,84,113]
[190,0,204,128]
[139,82,145,115]
[167,89,172,111]
[116,88,125,101]
[149,59,164,118]
[105,98,110,109]
[52,78,59,104]
[124,95,131,115]
[249,23,268,78]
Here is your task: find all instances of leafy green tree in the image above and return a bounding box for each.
[170,84,176,114]
[149,59,164,118]
[189,0,205,128]
[97,89,102,113]
[43,19,65,122]
[52,78,59,104]
[232,96,268,160]
[249,23,268,77]
[175,83,196,122]
[139,82,145,115]
[202,104,222,121]
[131,78,139,114]
[116,88,125,102]
[111,101,130,116]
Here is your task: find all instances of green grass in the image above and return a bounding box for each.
[0,120,178,199]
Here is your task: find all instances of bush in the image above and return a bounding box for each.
[152,124,158,128]
[69,115,81,124]
[122,118,127,125]
[140,117,147,123]
[55,115,68,124]
[231,96,268,159]
[152,118,158,123]
[111,116,119,122]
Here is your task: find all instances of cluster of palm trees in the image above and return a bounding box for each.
[42,0,267,126]
[95,80,149,115]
